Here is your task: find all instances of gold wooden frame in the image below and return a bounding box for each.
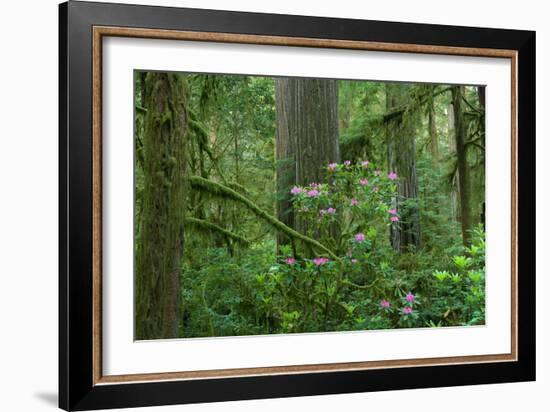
[92,26,518,386]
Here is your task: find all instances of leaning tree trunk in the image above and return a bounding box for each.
[275,78,340,245]
[385,83,421,251]
[135,73,188,340]
[452,85,473,246]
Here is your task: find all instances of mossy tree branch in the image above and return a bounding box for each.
[189,175,339,260]
[184,217,250,246]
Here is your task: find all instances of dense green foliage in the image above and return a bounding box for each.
[134,72,486,339]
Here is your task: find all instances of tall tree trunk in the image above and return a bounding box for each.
[452,85,473,246]
[477,86,486,229]
[385,83,421,251]
[135,73,188,340]
[428,90,440,162]
[275,78,340,245]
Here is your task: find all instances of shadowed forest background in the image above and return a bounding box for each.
[134,72,486,340]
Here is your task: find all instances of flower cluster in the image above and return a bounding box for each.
[313,257,330,266]
[378,292,418,316]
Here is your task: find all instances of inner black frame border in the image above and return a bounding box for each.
[59,1,535,410]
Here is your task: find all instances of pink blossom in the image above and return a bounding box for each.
[310,182,319,188]
[327,207,336,214]
[354,233,366,242]
[361,160,370,168]
[405,293,415,303]
[403,307,413,315]
[328,163,338,171]
[380,299,391,309]
[359,179,369,186]
[351,259,358,264]
[388,208,398,215]
[306,189,319,197]
[390,216,399,222]
[313,257,330,266]
[285,257,296,265]
[344,160,351,167]
[350,198,358,206]
[388,171,398,180]
[290,186,303,195]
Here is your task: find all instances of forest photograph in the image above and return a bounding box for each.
[134,71,486,341]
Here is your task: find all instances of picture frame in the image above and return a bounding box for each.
[59,1,535,410]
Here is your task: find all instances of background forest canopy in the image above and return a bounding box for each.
[134,71,487,340]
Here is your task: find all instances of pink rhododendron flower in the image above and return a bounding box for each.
[380,299,391,309]
[403,307,413,315]
[306,189,319,197]
[344,160,351,167]
[290,186,303,195]
[285,257,296,265]
[359,179,369,186]
[313,257,329,266]
[354,233,366,242]
[388,171,398,180]
[405,292,415,303]
[390,216,399,222]
[388,208,397,215]
[350,198,358,206]
[361,160,370,168]
[327,163,338,171]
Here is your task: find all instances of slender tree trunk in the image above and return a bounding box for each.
[477,86,486,229]
[428,91,440,162]
[275,78,340,245]
[452,85,473,246]
[135,73,188,340]
[385,83,421,251]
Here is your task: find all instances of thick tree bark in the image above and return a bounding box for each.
[385,83,421,251]
[135,73,188,340]
[452,85,473,246]
[275,78,340,244]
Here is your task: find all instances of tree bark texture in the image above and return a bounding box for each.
[275,78,340,244]
[385,83,421,251]
[135,73,188,340]
[452,85,473,246]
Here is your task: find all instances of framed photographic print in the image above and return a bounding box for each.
[59,1,535,410]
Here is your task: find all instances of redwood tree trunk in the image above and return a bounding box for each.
[275,78,340,244]
[135,73,188,340]
[452,85,473,246]
[385,83,421,251]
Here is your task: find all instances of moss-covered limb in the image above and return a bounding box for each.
[189,175,339,260]
[383,86,452,122]
[342,278,380,290]
[184,217,250,246]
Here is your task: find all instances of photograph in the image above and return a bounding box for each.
[134,71,487,340]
